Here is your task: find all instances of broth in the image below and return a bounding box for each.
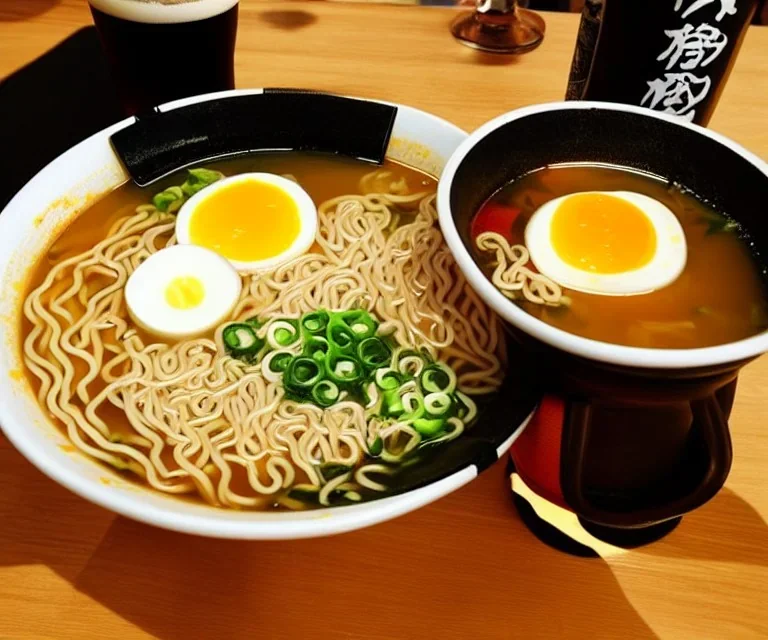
[20,152,506,510]
[471,164,768,349]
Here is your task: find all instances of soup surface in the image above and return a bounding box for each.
[21,153,506,510]
[471,164,768,349]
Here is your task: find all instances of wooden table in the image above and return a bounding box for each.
[1,2,767,638]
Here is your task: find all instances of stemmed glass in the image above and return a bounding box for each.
[451,0,545,55]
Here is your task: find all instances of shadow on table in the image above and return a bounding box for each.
[1,436,660,640]
[259,9,318,31]
[0,0,60,21]
[0,27,123,210]
[634,487,768,568]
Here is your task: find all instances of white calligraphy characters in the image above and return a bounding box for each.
[658,23,728,70]
[642,0,737,122]
[674,0,738,22]
[642,73,712,120]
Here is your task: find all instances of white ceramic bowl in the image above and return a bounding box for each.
[0,89,532,539]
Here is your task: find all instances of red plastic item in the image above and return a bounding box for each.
[510,394,568,509]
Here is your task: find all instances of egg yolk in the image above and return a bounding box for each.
[550,193,657,274]
[189,180,301,261]
[165,276,205,310]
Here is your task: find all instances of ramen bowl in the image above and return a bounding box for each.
[0,90,537,539]
[438,101,768,539]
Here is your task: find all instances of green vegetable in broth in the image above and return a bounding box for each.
[311,380,341,407]
[181,168,225,197]
[222,323,264,360]
[413,417,446,437]
[340,309,378,340]
[706,218,740,235]
[152,168,224,212]
[358,337,392,371]
[301,310,330,336]
[284,357,323,394]
[152,186,185,212]
[220,309,478,449]
[368,436,384,457]
[320,463,353,481]
[303,335,331,362]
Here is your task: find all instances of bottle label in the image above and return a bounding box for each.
[566,0,755,125]
[640,0,740,122]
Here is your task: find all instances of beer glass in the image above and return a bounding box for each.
[89,0,239,116]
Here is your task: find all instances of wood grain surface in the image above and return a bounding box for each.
[1,2,767,639]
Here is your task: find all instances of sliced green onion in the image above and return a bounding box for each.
[368,436,384,457]
[380,430,421,463]
[374,367,402,391]
[327,355,364,387]
[392,347,426,377]
[420,363,457,394]
[245,316,263,330]
[455,390,478,424]
[340,310,378,340]
[284,356,323,394]
[327,316,356,354]
[303,335,330,363]
[288,484,320,502]
[311,380,341,407]
[399,356,425,377]
[424,392,453,418]
[222,323,264,360]
[424,417,465,445]
[320,463,353,481]
[413,417,446,437]
[267,319,300,349]
[301,310,330,336]
[309,380,339,407]
[401,391,426,421]
[152,185,184,212]
[181,168,224,197]
[357,337,392,371]
[383,388,405,416]
[261,349,293,382]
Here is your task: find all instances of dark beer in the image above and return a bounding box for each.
[567,0,758,125]
[89,0,239,116]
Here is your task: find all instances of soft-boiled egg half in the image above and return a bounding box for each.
[525,191,687,296]
[125,245,242,339]
[175,173,317,273]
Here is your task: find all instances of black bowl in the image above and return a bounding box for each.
[437,101,768,532]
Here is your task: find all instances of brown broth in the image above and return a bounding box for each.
[471,164,768,349]
[21,152,436,507]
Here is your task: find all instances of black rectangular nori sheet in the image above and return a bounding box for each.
[110,91,398,186]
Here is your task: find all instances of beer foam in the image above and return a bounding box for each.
[89,0,238,24]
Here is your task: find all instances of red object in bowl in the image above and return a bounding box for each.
[470,202,520,242]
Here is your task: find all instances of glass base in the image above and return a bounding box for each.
[450,7,545,55]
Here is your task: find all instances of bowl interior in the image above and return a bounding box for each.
[440,103,768,369]
[449,106,768,274]
[0,90,536,539]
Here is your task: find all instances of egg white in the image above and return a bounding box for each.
[175,173,318,273]
[525,191,687,296]
[125,244,242,339]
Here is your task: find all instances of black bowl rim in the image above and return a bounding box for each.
[437,100,768,370]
